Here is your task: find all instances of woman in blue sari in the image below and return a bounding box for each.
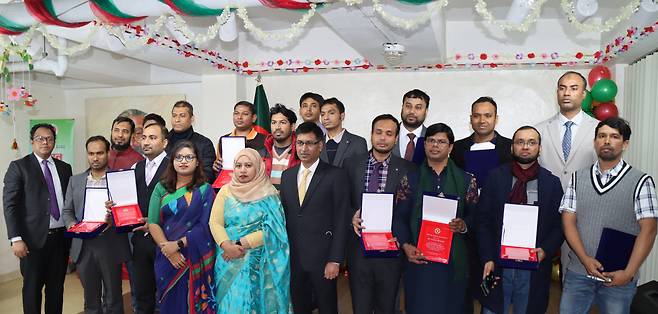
[148,140,216,314]
[209,148,291,313]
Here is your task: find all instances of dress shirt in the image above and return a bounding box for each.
[398,125,424,157]
[297,158,320,192]
[144,151,167,185]
[325,128,346,144]
[558,110,584,148]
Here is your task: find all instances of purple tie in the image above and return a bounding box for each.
[367,162,383,193]
[41,159,60,221]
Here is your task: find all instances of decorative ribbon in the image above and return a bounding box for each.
[0,15,29,35]
[159,0,223,16]
[24,0,90,28]
[89,0,146,24]
[258,0,316,10]
[398,0,434,4]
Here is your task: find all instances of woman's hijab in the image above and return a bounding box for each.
[227,148,278,203]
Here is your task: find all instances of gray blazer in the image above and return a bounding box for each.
[62,171,131,264]
[392,125,426,158]
[536,112,599,190]
[320,130,368,168]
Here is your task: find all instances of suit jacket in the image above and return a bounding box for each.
[279,161,351,271]
[536,112,598,189]
[476,164,564,314]
[451,131,513,170]
[320,130,368,168]
[392,125,426,164]
[62,171,131,264]
[3,154,72,249]
[135,157,169,217]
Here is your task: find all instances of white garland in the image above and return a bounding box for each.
[168,9,232,44]
[474,0,547,32]
[371,0,449,31]
[560,0,641,33]
[235,4,317,43]
[39,24,100,56]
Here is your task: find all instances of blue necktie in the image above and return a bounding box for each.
[562,121,574,161]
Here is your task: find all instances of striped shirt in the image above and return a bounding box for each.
[363,152,390,193]
[270,145,292,187]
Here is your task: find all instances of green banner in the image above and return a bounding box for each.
[29,119,75,167]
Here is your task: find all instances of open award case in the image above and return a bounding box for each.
[107,169,144,233]
[360,192,399,258]
[416,194,459,264]
[499,203,539,270]
[212,136,246,188]
[65,187,108,238]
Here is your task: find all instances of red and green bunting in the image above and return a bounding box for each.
[89,0,146,24]
[24,0,90,28]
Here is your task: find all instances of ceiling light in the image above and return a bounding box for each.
[383,43,406,66]
[506,0,535,24]
[575,0,599,22]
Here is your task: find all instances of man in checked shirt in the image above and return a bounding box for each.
[559,117,658,314]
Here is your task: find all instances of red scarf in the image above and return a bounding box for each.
[509,161,540,204]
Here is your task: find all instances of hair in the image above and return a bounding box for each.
[425,123,455,144]
[558,71,588,89]
[295,122,323,141]
[160,140,207,193]
[119,108,146,118]
[371,114,400,135]
[144,113,166,127]
[234,101,256,114]
[172,100,194,116]
[471,96,498,114]
[402,89,430,108]
[270,103,297,124]
[30,123,57,141]
[86,135,110,152]
[595,117,632,141]
[299,92,324,106]
[512,125,542,145]
[321,97,345,113]
[144,123,169,139]
[112,115,136,136]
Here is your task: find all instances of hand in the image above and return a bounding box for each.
[239,237,251,249]
[11,240,29,258]
[483,261,495,280]
[104,200,115,210]
[324,262,340,280]
[132,218,148,232]
[603,269,634,287]
[160,241,179,257]
[212,158,223,173]
[402,243,427,264]
[449,218,466,233]
[352,209,364,236]
[582,255,606,279]
[531,247,546,262]
[220,241,245,261]
[167,252,186,269]
[104,200,115,225]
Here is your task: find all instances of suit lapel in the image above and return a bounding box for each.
[301,162,327,209]
[53,159,69,192]
[546,114,565,166]
[566,116,593,165]
[29,154,50,189]
[333,132,350,166]
[353,157,367,194]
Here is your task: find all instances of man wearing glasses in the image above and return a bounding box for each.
[279,122,351,314]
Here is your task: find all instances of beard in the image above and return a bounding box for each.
[111,140,131,151]
[513,153,538,165]
[402,117,424,129]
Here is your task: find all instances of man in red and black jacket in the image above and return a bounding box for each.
[262,104,300,189]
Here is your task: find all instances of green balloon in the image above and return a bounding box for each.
[591,79,618,102]
[582,90,593,112]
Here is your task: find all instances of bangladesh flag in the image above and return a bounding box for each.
[253,83,271,134]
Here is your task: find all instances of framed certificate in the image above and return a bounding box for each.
[213,136,246,188]
[417,194,458,264]
[107,169,144,233]
[499,203,539,270]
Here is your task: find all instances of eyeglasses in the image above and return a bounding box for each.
[33,136,54,143]
[296,140,320,147]
[425,138,450,146]
[174,154,196,162]
[513,140,539,147]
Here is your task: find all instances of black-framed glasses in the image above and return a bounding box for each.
[425,138,450,146]
[174,154,196,162]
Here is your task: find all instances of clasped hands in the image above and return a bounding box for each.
[220,238,251,262]
[160,239,186,269]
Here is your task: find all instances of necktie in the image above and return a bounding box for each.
[41,159,60,221]
[298,169,311,205]
[562,121,574,161]
[367,162,383,193]
[404,133,416,161]
[145,160,156,185]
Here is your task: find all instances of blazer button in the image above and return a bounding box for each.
[325,231,333,236]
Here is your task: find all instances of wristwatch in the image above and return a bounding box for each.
[177,239,184,249]
[235,239,242,246]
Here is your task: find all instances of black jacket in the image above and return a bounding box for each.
[167,127,216,182]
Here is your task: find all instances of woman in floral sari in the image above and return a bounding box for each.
[148,140,216,314]
[209,148,291,313]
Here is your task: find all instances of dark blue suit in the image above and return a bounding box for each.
[476,164,564,314]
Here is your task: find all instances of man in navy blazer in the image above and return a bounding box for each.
[477,126,564,314]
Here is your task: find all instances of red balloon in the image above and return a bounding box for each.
[593,102,618,121]
[588,65,612,87]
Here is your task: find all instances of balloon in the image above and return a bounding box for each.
[593,102,618,121]
[588,65,611,87]
[591,79,617,102]
[581,90,593,112]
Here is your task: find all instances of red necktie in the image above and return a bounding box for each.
[404,133,416,161]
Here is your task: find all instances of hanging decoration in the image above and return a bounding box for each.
[0,14,30,35]
[560,0,641,33]
[235,3,318,43]
[160,0,223,16]
[474,0,548,32]
[89,0,146,24]
[24,0,90,28]
[258,0,317,10]
[371,0,448,31]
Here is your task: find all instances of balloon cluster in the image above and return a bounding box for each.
[581,65,619,121]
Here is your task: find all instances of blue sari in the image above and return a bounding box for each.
[213,193,291,313]
[150,183,217,314]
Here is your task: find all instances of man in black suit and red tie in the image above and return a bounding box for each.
[279,122,351,314]
[3,123,73,314]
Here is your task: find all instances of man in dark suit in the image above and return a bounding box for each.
[279,122,351,314]
[392,89,428,164]
[477,126,564,314]
[3,123,72,314]
[62,136,131,314]
[319,97,368,168]
[347,114,416,314]
[132,123,169,314]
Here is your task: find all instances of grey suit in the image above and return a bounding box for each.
[392,125,426,159]
[320,130,368,168]
[62,171,131,314]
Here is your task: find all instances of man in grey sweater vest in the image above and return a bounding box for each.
[559,118,657,314]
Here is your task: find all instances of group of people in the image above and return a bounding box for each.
[3,70,657,314]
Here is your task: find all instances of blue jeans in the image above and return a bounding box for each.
[559,270,637,314]
[483,268,531,314]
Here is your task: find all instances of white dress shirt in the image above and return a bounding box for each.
[297,158,320,192]
[558,110,584,148]
[398,125,424,157]
[325,128,346,144]
[145,151,167,185]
